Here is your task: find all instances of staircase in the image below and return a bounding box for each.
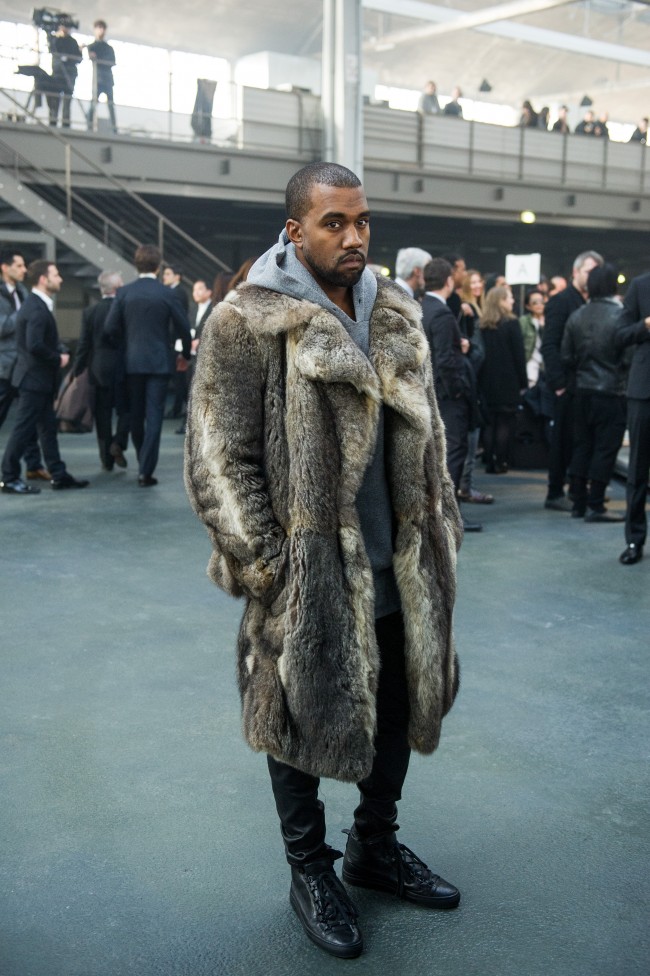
[0,90,231,285]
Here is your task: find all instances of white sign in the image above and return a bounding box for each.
[505,253,541,285]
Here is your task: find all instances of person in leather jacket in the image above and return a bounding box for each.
[561,263,628,521]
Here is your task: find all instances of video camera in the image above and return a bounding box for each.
[32,7,79,33]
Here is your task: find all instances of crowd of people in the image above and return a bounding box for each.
[1,228,649,565]
[393,245,650,561]
[417,81,649,144]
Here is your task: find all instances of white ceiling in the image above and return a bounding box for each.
[2,0,649,122]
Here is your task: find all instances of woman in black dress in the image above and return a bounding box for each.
[479,285,528,473]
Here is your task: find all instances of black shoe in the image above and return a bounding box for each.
[342,827,460,909]
[1,478,41,495]
[51,473,90,490]
[462,518,483,532]
[619,544,644,565]
[290,853,363,959]
[584,510,624,523]
[109,443,127,468]
[544,496,573,512]
[175,425,186,435]
[570,506,586,518]
[138,475,158,487]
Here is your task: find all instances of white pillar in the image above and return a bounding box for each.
[321,0,363,179]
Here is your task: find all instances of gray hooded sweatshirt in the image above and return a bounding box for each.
[248,230,400,618]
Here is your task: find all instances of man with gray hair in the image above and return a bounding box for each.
[73,270,129,471]
[541,249,604,510]
[395,247,432,299]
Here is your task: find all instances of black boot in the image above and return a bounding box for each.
[290,851,363,958]
[342,826,460,909]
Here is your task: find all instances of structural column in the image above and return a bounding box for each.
[322,0,363,178]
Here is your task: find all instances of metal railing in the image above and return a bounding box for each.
[0,88,232,281]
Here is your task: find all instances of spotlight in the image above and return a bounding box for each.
[617,274,626,285]
[479,79,492,93]
[580,94,593,107]
[520,210,536,224]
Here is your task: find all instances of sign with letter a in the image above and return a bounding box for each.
[505,253,541,285]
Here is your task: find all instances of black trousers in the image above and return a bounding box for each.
[88,84,117,132]
[127,374,168,478]
[569,390,626,511]
[0,380,42,470]
[625,398,650,547]
[1,388,66,482]
[94,383,130,468]
[483,406,517,469]
[547,390,575,499]
[267,612,411,866]
[438,397,470,492]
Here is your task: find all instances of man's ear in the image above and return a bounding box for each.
[286,218,303,249]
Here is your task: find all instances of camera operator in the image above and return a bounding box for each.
[47,15,82,129]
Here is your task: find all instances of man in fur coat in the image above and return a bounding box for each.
[185,162,463,958]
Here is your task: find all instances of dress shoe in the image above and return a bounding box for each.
[458,488,494,504]
[462,518,483,532]
[544,496,573,512]
[584,509,624,523]
[109,443,127,468]
[619,543,644,565]
[1,478,41,494]
[26,468,51,481]
[570,506,586,518]
[290,854,363,959]
[51,473,90,490]
[342,827,460,909]
[138,475,158,487]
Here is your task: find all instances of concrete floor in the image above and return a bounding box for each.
[1,418,648,976]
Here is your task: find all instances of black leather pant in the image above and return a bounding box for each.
[267,611,411,866]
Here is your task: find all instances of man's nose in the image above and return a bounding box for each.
[342,225,363,248]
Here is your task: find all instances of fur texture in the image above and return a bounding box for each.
[185,276,462,782]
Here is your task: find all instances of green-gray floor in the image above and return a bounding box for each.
[1,420,648,976]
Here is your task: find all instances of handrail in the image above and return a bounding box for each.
[0,135,141,254]
[0,87,232,275]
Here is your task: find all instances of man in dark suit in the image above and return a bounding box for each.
[422,257,481,532]
[73,270,129,471]
[104,244,191,486]
[617,272,650,564]
[1,260,89,494]
[541,250,603,511]
[163,263,191,420]
[175,277,214,435]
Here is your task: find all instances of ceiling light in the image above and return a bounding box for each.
[520,210,536,224]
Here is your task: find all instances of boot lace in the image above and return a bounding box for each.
[305,854,358,932]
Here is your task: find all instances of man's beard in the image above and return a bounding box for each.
[302,245,366,288]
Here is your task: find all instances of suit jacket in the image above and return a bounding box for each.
[541,284,585,392]
[104,277,191,375]
[619,272,650,399]
[194,301,214,340]
[168,283,190,315]
[421,294,471,401]
[74,296,122,387]
[12,292,62,393]
[0,281,29,381]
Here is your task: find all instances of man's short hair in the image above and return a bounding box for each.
[0,249,24,268]
[424,258,453,291]
[442,252,463,268]
[587,263,617,300]
[26,259,53,288]
[134,244,162,274]
[395,247,433,280]
[97,271,122,295]
[163,263,182,277]
[286,161,362,221]
[94,19,107,29]
[573,250,604,273]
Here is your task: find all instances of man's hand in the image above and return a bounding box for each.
[460,302,474,317]
[555,387,566,396]
[460,337,470,354]
[644,316,650,330]
[60,353,70,368]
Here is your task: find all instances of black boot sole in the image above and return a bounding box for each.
[289,887,363,958]
[342,866,460,909]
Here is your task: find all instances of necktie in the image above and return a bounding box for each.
[13,290,21,311]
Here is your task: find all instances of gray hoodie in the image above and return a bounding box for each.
[248,231,400,618]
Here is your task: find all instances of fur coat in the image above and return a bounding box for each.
[184,276,462,783]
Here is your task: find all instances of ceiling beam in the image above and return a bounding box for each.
[363,0,650,66]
